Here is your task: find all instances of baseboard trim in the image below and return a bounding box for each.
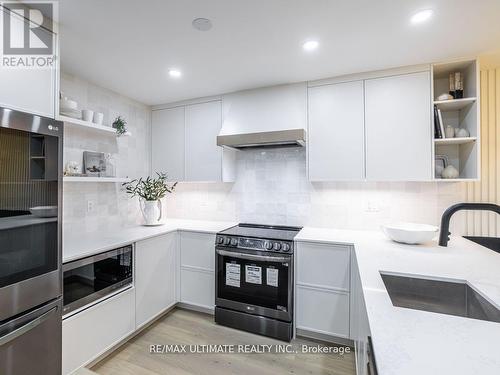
[177,302,215,315]
[296,328,354,348]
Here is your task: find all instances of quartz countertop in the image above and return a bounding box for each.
[63,218,236,263]
[296,226,500,375]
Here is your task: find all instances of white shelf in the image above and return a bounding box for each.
[63,176,131,183]
[434,97,476,111]
[57,115,117,134]
[434,137,477,145]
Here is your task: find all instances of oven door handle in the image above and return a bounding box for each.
[216,249,290,263]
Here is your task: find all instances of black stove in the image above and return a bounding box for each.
[215,223,302,342]
[216,223,302,254]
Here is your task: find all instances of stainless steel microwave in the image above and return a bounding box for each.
[62,246,133,315]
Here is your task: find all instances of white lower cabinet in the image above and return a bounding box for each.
[62,287,135,375]
[135,233,177,328]
[295,241,351,340]
[180,231,216,310]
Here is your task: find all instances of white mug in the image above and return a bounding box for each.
[93,112,104,125]
[82,109,94,122]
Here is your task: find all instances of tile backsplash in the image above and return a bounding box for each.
[61,73,151,233]
[165,147,468,234]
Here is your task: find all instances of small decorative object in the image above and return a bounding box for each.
[105,153,116,177]
[437,93,453,101]
[381,223,439,245]
[448,72,464,99]
[445,125,455,138]
[93,112,104,125]
[112,116,128,136]
[448,73,455,98]
[122,172,178,226]
[441,165,459,179]
[59,93,80,119]
[435,154,449,178]
[64,161,81,176]
[454,128,470,138]
[82,109,94,122]
[83,151,106,176]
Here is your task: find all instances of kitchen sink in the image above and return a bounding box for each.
[380,273,500,323]
[463,236,500,253]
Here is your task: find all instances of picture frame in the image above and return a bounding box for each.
[83,151,106,176]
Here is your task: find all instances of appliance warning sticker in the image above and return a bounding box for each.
[226,263,241,288]
[245,265,262,284]
[266,268,279,287]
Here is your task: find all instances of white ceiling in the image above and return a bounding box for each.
[59,0,500,106]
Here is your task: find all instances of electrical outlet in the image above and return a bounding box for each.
[87,200,95,213]
[366,201,380,213]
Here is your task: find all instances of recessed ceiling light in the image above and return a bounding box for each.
[410,9,433,24]
[303,40,319,52]
[168,69,182,78]
[192,18,212,31]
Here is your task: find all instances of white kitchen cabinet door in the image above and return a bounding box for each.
[185,101,222,181]
[296,286,350,339]
[0,8,56,117]
[180,269,215,309]
[221,83,307,134]
[365,71,432,180]
[180,231,215,310]
[62,288,135,375]
[180,231,216,271]
[296,242,350,291]
[308,81,365,181]
[135,233,177,328]
[152,107,185,181]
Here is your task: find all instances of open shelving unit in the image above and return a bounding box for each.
[432,59,480,181]
[57,115,117,135]
[63,176,131,183]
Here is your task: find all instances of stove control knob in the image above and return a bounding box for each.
[264,241,273,250]
[273,242,282,251]
[230,238,238,246]
[217,236,224,244]
[224,237,231,245]
[282,243,291,252]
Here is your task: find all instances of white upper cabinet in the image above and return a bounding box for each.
[365,71,432,181]
[152,107,185,181]
[185,101,222,181]
[221,83,307,134]
[308,81,365,181]
[0,7,56,117]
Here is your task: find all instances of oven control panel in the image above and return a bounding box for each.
[216,235,293,253]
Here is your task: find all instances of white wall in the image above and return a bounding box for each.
[61,73,151,233]
[165,147,468,234]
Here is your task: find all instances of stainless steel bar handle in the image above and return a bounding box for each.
[0,306,57,347]
[216,249,289,263]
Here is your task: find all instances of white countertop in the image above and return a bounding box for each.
[297,227,500,375]
[63,218,236,263]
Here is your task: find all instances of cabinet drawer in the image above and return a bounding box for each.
[62,288,135,375]
[296,286,350,338]
[297,242,350,291]
[180,232,215,271]
[180,269,215,309]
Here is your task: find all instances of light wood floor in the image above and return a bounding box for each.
[91,308,355,375]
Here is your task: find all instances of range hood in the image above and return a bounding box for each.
[216,128,306,149]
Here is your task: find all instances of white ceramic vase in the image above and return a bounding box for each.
[140,199,162,225]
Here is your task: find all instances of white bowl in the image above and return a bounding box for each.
[29,206,58,218]
[381,223,439,245]
[60,98,77,110]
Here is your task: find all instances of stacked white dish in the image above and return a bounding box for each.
[60,97,81,119]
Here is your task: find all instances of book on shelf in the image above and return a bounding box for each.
[434,105,443,139]
[437,108,445,139]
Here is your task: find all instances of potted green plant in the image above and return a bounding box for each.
[122,172,177,225]
[112,115,128,136]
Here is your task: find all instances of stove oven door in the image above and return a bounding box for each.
[215,247,292,322]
